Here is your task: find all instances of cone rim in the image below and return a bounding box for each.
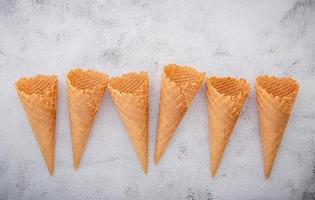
[164,63,202,75]
[67,68,108,94]
[163,64,206,88]
[255,75,299,101]
[15,74,57,97]
[108,71,148,97]
[163,64,205,106]
[206,76,249,99]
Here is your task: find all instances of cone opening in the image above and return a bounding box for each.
[67,69,108,91]
[207,77,248,96]
[15,75,57,95]
[109,72,147,94]
[164,64,204,86]
[256,76,298,98]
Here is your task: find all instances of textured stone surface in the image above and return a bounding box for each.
[0,0,315,199]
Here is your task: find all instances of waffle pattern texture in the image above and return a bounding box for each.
[108,72,149,173]
[206,77,249,176]
[256,75,299,177]
[15,75,57,175]
[155,64,205,164]
[67,68,108,169]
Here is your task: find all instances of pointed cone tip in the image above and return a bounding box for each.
[264,168,271,178]
[139,159,148,174]
[154,153,161,164]
[48,168,54,176]
[73,157,80,170]
[211,166,217,177]
[264,172,270,179]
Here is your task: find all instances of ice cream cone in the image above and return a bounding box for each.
[206,77,249,176]
[15,75,57,175]
[154,64,205,164]
[108,72,149,173]
[256,75,299,178]
[67,68,108,169]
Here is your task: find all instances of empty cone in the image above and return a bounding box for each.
[155,64,205,164]
[15,75,57,175]
[206,77,249,176]
[108,72,149,173]
[67,68,108,169]
[256,75,299,178]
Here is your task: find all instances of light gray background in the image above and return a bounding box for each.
[0,0,315,199]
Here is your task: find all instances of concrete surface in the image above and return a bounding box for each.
[0,0,315,199]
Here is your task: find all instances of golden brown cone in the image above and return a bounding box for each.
[206,77,249,176]
[108,72,149,173]
[15,75,57,175]
[67,68,108,169]
[155,64,205,164]
[256,75,299,178]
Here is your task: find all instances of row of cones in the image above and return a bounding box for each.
[15,65,299,178]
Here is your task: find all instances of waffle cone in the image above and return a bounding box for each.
[15,75,57,175]
[256,76,298,178]
[155,64,205,164]
[67,68,108,169]
[206,77,249,176]
[108,72,149,173]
